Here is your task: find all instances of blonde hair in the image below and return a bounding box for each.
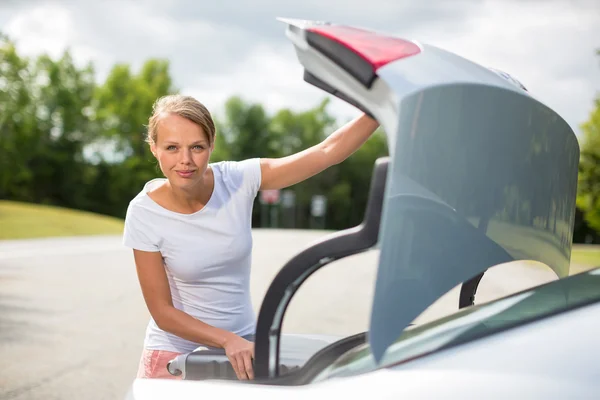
[147,94,216,145]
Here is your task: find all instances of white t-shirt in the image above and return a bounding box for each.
[123,158,262,353]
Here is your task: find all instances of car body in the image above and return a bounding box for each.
[126,18,598,399]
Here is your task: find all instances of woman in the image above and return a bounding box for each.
[123,94,379,381]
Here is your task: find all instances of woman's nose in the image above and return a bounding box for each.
[179,149,192,164]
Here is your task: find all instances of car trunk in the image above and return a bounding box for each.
[271,18,580,364]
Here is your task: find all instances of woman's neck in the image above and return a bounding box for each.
[164,168,214,213]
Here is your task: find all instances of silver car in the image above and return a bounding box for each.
[127,18,598,399]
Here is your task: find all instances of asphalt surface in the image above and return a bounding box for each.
[0,230,559,400]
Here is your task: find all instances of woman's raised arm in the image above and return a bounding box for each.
[259,113,379,190]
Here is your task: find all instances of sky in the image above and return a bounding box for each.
[1,0,599,137]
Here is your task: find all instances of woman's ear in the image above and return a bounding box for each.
[150,142,157,158]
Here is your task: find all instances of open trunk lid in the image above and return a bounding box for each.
[280,19,580,362]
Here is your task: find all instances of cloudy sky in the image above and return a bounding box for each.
[1,0,599,137]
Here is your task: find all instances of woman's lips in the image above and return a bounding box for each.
[176,170,195,178]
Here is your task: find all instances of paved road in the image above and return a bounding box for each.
[0,230,558,400]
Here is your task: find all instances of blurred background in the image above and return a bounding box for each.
[0,0,599,238]
[1,0,599,399]
[0,0,599,239]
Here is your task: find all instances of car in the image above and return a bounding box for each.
[126,18,599,399]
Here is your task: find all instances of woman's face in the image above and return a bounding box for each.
[151,112,214,189]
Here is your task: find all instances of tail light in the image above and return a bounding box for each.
[306,25,421,88]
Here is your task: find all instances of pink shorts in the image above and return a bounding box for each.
[136,349,183,380]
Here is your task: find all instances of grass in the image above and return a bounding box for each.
[570,245,600,274]
[0,200,124,240]
[2,200,600,273]
[571,246,600,266]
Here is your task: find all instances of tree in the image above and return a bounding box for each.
[93,59,175,159]
[28,52,96,208]
[329,129,388,229]
[217,96,278,161]
[89,59,177,216]
[576,50,600,232]
[268,99,336,227]
[0,34,96,208]
[0,34,34,200]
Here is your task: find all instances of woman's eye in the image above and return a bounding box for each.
[167,145,176,150]
[192,145,205,150]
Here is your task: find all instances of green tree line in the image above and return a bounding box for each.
[576,49,600,243]
[2,34,599,239]
[0,33,388,230]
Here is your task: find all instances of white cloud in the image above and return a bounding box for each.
[3,3,110,75]
[3,4,72,59]
[184,43,359,122]
[398,0,600,135]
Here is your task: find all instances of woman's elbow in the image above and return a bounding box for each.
[320,144,343,166]
[150,306,175,331]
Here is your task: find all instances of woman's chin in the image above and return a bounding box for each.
[166,174,199,187]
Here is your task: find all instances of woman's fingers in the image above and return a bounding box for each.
[223,335,255,380]
[242,352,254,380]
[229,355,243,380]
[235,354,249,380]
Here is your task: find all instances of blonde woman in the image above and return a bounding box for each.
[123,94,379,380]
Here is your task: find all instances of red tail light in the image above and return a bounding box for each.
[306,25,421,88]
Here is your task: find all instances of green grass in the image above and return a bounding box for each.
[571,246,600,266]
[2,199,600,273]
[570,245,600,274]
[0,200,124,240]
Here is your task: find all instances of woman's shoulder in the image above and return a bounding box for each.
[211,158,260,176]
[211,158,261,196]
[127,178,168,213]
[123,180,166,252]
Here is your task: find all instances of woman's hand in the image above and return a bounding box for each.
[222,333,255,380]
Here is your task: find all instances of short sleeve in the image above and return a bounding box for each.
[122,203,160,252]
[240,158,262,198]
[224,158,262,199]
